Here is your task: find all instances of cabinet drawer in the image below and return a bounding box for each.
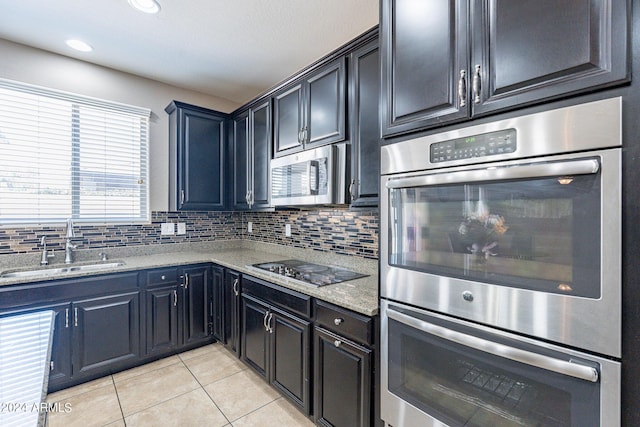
[242,276,311,319]
[314,300,373,346]
[145,268,178,287]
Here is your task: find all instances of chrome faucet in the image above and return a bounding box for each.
[64,218,77,264]
[40,236,55,266]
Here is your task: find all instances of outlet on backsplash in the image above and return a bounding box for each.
[285,224,291,237]
[176,223,186,235]
[160,223,175,235]
[247,222,253,233]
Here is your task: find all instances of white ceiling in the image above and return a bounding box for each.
[0,0,379,106]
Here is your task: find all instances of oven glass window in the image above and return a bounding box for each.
[387,315,601,426]
[388,170,601,297]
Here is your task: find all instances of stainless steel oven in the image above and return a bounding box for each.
[381,300,621,427]
[380,98,622,426]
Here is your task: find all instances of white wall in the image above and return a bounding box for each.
[0,39,240,212]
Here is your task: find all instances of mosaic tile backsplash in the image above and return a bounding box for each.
[0,208,379,260]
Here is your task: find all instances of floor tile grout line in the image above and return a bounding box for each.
[113,358,202,421]
[226,396,285,425]
[182,350,234,426]
[109,374,127,426]
[112,356,183,386]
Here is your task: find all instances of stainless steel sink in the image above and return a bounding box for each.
[0,262,125,279]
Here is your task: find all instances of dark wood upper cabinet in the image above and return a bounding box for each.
[381,0,629,137]
[381,0,468,136]
[349,40,381,208]
[232,101,272,210]
[166,101,227,210]
[273,58,347,156]
[273,84,305,155]
[472,0,629,115]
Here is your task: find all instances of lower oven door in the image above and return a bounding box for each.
[380,300,620,427]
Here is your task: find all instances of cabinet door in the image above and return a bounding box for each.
[381,0,469,137]
[145,284,179,356]
[314,327,372,427]
[46,303,73,388]
[250,100,272,208]
[232,111,250,209]
[269,307,311,415]
[175,106,226,210]
[305,58,347,148]
[349,41,380,208]
[223,270,241,356]
[181,265,211,346]
[274,83,304,156]
[72,292,140,377]
[241,294,269,379]
[471,0,629,115]
[211,265,225,341]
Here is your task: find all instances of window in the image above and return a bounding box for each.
[0,79,149,224]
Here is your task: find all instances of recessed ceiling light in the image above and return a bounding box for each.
[128,0,161,14]
[65,39,93,52]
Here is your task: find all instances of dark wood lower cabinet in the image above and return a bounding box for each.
[241,292,312,415]
[270,306,311,414]
[314,326,372,427]
[222,269,241,356]
[181,265,212,346]
[241,294,270,378]
[46,303,73,386]
[144,264,214,358]
[73,292,140,377]
[145,284,179,356]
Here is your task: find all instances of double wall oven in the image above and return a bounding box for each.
[380,98,622,426]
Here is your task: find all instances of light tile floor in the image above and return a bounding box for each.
[46,343,315,427]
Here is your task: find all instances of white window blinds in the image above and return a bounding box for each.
[0,78,150,224]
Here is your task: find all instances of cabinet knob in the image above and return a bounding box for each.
[161,275,166,280]
[334,340,341,348]
[334,318,344,326]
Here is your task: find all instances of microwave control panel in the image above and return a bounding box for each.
[430,128,517,163]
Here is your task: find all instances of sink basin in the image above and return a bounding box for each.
[0,262,125,279]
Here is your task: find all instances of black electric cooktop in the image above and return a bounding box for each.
[252,259,368,287]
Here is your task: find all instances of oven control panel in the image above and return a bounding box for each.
[430,128,517,163]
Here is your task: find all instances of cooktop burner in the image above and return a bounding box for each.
[252,259,368,287]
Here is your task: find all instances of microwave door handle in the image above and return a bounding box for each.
[308,160,319,194]
[385,158,600,189]
[386,307,599,383]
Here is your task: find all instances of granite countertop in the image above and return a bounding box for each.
[0,241,379,316]
[0,310,55,427]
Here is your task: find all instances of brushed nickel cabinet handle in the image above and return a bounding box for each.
[184,273,189,290]
[180,189,185,205]
[334,318,344,326]
[65,308,69,328]
[173,290,177,307]
[233,278,239,296]
[472,65,482,104]
[334,340,341,347]
[74,307,78,327]
[458,69,467,107]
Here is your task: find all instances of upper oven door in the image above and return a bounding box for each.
[380,148,621,357]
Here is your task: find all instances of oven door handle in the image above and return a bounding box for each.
[387,308,599,383]
[385,158,600,188]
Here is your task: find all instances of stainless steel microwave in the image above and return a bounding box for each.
[270,143,349,206]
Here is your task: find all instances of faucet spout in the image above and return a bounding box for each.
[66,218,75,238]
[64,218,77,264]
